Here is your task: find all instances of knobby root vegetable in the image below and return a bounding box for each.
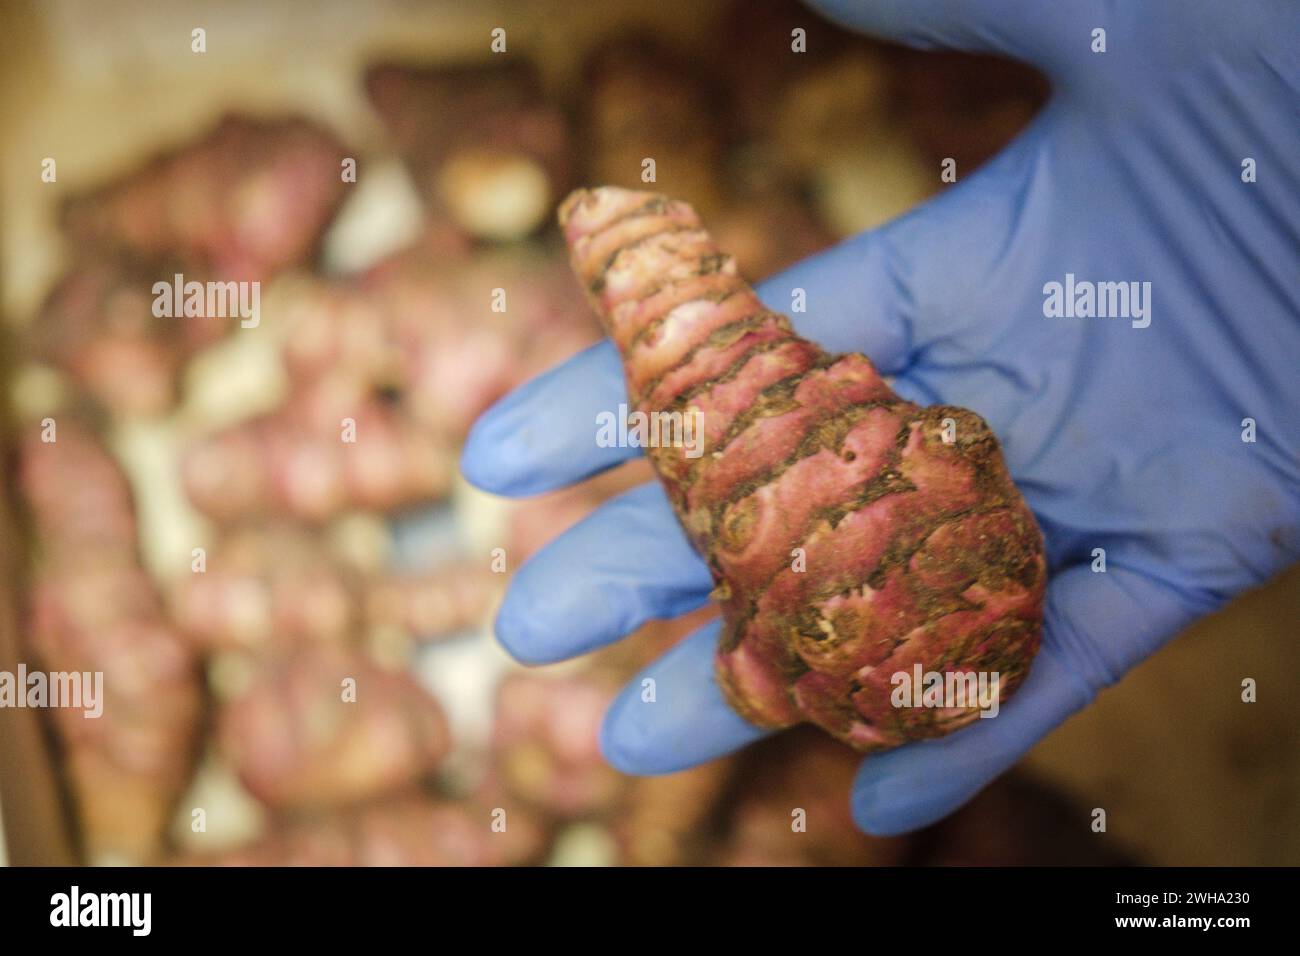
[180,395,455,523]
[364,564,501,644]
[488,688,732,865]
[217,647,450,811]
[18,422,202,862]
[489,671,625,819]
[487,608,720,831]
[182,245,599,526]
[170,524,358,651]
[18,421,138,557]
[30,258,189,417]
[176,792,549,867]
[169,523,499,653]
[61,114,349,282]
[357,245,601,439]
[349,793,549,866]
[559,187,1045,752]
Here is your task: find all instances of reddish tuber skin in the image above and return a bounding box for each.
[361,246,601,440]
[560,187,1045,751]
[218,647,450,811]
[490,671,625,819]
[488,609,720,833]
[30,259,188,417]
[171,527,499,653]
[182,245,598,526]
[350,794,549,867]
[169,523,359,652]
[181,394,455,524]
[18,422,138,556]
[18,422,202,862]
[365,564,501,644]
[62,115,349,282]
[177,792,549,867]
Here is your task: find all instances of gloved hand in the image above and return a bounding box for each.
[460,0,1300,834]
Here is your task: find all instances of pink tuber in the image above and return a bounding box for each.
[559,187,1046,751]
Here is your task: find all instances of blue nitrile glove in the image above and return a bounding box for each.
[460,0,1300,834]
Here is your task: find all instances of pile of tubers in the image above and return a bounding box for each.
[8,0,1048,866]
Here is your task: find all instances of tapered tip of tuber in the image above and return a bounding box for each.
[560,186,1046,752]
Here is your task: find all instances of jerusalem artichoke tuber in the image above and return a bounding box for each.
[62,115,349,282]
[177,792,548,867]
[559,187,1045,752]
[489,671,625,819]
[18,422,202,863]
[217,647,450,811]
[170,523,500,654]
[182,244,599,526]
[30,258,188,417]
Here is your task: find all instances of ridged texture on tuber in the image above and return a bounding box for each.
[559,187,1045,751]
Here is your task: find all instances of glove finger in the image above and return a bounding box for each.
[494,482,713,665]
[850,563,1204,834]
[805,0,1084,71]
[461,339,633,497]
[601,617,770,774]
